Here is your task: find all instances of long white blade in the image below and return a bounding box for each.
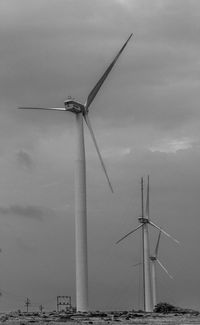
[85,33,133,110]
[157,259,173,279]
[149,221,179,244]
[155,231,161,258]
[145,175,150,219]
[84,113,113,193]
[116,224,143,244]
[18,107,66,111]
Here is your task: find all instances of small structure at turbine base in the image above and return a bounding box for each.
[57,296,72,312]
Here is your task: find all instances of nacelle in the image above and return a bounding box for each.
[138,216,149,224]
[64,100,85,114]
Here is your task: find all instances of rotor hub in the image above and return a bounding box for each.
[138,216,149,224]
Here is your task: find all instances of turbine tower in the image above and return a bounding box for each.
[141,176,152,312]
[18,34,133,312]
[116,176,179,312]
[150,231,173,308]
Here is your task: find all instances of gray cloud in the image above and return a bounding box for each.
[0,205,52,221]
[1,0,199,133]
[16,149,34,170]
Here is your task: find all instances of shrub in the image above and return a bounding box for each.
[154,302,176,313]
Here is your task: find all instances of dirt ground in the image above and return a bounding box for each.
[2,314,200,325]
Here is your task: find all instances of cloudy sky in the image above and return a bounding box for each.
[0,0,200,312]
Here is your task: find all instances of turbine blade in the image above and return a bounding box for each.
[141,177,144,218]
[18,107,66,111]
[85,33,133,110]
[155,231,161,258]
[145,175,150,219]
[132,262,142,267]
[116,224,143,244]
[84,113,113,193]
[157,259,173,279]
[149,221,179,244]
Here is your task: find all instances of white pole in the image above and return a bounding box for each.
[151,260,156,308]
[143,223,152,312]
[75,113,88,312]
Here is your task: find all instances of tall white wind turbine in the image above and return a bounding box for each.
[150,231,173,308]
[18,34,133,312]
[116,176,179,312]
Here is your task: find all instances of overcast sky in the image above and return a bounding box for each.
[0,0,200,312]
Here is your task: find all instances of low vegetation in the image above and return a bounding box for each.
[154,302,199,315]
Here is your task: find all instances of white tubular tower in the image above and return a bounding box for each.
[151,258,156,307]
[75,113,88,311]
[139,177,152,312]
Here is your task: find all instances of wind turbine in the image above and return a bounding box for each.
[116,176,179,312]
[150,231,173,308]
[116,177,152,311]
[18,33,133,312]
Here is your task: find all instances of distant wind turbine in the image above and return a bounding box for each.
[150,231,173,308]
[116,176,179,312]
[18,33,133,312]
